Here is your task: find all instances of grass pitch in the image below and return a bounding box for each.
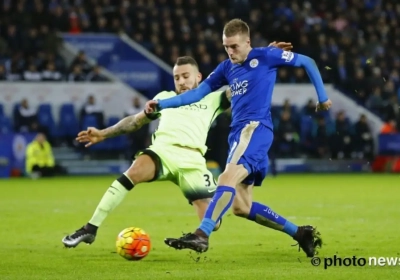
[0,174,399,280]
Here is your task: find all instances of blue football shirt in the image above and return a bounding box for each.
[204,47,298,129]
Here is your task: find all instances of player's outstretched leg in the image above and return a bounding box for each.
[61,174,134,248]
[62,154,156,248]
[230,183,322,257]
[245,202,322,257]
[164,164,247,253]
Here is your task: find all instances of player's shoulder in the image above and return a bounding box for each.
[250,47,293,64]
[204,60,231,83]
[215,59,232,72]
[158,90,176,96]
[252,46,277,56]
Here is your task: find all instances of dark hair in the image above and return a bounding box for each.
[223,19,250,37]
[175,56,199,69]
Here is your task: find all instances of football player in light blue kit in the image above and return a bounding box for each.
[146,19,332,257]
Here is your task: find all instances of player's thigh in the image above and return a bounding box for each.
[125,149,167,184]
[218,163,249,187]
[177,167,217,205]
[225,121,273,187]
[231,183,253,217]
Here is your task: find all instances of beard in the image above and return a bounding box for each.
[176,81,198,93]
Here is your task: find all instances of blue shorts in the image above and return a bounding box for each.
[226,121,273,186]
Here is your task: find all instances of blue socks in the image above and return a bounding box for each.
[197,188,298,238]
[199,186,236,237]
[248,202,298,237]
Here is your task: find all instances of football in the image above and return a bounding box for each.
[116,227,151,261]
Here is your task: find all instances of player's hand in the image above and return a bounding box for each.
[145,100,159,114]
[76,127,105,147]
[316,99,332,112]
[269,41,293,51]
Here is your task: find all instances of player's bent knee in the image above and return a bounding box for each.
[124,167,143,185]
[231,198,251,217]
[125,155,157,184]
[232,204,250,217]
[125,166,153,185]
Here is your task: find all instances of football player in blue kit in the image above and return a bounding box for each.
[145,19,331,257]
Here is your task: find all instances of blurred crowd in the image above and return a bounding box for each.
[2,0,400,159]
[0,0,108,82]
[13,0,393,122]
[2,0,396,121]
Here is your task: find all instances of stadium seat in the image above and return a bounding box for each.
[107,116,120,127]
[60,103,74,115]
[81,115,99,129]
[0,116,13,134]
[59,104,79,137]
[88,138,109,150]
[37,104,58,137]
[38,103,52,114]
[110,135,129,151]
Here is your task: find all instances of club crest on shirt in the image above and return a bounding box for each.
[281,51,294,62]
[250,59,259,68]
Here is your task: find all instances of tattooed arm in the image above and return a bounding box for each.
[77,111,160,147]
[101,111,156,139]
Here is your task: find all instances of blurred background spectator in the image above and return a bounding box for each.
[79,95,105,129]
[25,133,67,178]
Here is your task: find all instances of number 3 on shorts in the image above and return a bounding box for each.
[204,174,211,187]
[204,174,217,188]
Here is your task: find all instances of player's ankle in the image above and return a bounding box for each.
[293,226,302,240]
[84,223,98,234]
[195,228,208,238]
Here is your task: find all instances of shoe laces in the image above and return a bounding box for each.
[70,227,88,239]
[180,232,195,239]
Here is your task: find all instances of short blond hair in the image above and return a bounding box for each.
[223,19,250,37]
[175,56,199,70]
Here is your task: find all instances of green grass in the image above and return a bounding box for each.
[0,174,399,279]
